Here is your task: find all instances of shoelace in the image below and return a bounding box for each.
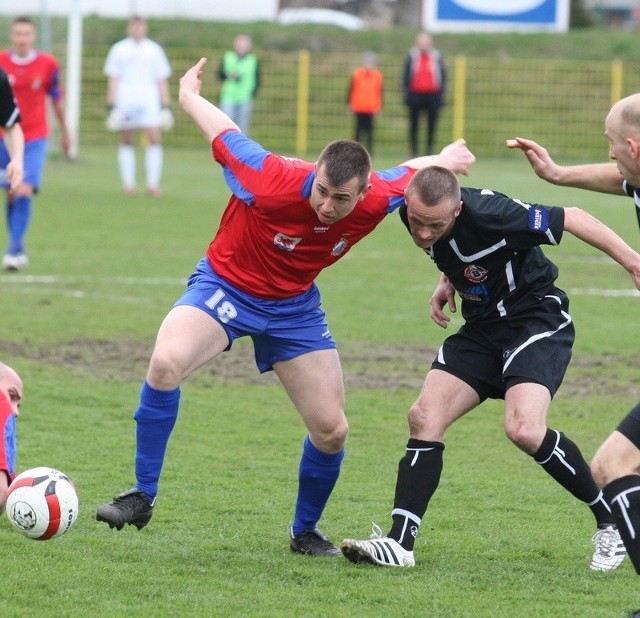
[592,527,618,557]
[370,522,384,540]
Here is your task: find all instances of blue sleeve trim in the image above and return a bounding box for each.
[49,67,62,101]
[301,170,316,199]
[219,131,269,171]
[376,166,408,181]
[218,131,273,205]
[222,167,255,204]
[388,194,406,213]
[528,206,550,232]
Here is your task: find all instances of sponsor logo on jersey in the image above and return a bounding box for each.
[528,206,549,232]
[314,226,330,233]
[464,264,488,283]
[460,284,489,305]
[331,238,349,256]
[274,232,301,252]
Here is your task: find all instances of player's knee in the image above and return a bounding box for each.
[146,351,182,390]
[312,420,348,453]
[0,485,7,515]
[407,403,425,433]
[591,445,620,488]
[590,452,608,488]
[407,401,440,436]
[504,418,541,453]
[328,420,349,451]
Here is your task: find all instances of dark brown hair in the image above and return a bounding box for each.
[316,139,371,191]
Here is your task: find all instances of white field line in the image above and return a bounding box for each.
[0,275,187,304]
[1,274,638,298]
[0,275,186,286]
[568,288,640,297]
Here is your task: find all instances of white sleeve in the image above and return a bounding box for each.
[103,43,121,77]
[153,42,172,80]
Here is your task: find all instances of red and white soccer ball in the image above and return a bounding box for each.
[5,467,79,540]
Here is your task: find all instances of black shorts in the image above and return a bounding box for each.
[616,402,640,450]
[432,291,575,401]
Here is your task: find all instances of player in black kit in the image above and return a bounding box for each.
[507,93,640,587]
[340,165,640,571]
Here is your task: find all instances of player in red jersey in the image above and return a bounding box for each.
[0,362,23,515]
[0,16,71,271]
[96,58,475,557]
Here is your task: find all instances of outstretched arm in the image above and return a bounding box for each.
[3,122,24,190]
[52,97,72,159]
[179,58,240,142]
[564,207,640,289]
[400,138,476,176]
[506,137,625,195]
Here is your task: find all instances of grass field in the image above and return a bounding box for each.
[0,141,639,617]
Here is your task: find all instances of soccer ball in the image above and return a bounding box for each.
[6,467,79,540]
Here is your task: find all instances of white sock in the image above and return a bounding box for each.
[118,144,136,190]
[145,144,163,191]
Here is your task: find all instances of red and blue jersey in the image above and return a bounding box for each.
[0,49,63,141]
[0,391,16,481]
[209,129,414,299]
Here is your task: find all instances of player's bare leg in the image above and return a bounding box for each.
[342,370,479,566]
[505,382,625,572]
[276,349,346,556]
[593,416,640,574]
[97,306,229,530]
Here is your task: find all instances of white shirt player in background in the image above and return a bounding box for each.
[103,15,172,197]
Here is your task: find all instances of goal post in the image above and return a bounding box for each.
[65,0,83,160]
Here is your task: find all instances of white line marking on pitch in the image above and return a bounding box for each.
[0,275,186,286]
[1,276,638,298]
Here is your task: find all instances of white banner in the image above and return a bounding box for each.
[0,1,279,21]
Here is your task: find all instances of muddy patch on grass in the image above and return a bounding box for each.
[1,338,638,397]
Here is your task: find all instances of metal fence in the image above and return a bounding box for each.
[63,45,640,161]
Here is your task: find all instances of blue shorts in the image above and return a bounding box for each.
[174,258,337,373]
[0,137,48,190]
[0,395,16,482]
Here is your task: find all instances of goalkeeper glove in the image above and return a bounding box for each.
[160,106,174,131]
[105,105,123,132]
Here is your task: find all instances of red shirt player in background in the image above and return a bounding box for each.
[0,15,71,271]
[0,362,23,515]
[95,57,475,558]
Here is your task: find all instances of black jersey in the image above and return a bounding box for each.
[622,179,640,233]
[399,187,566,322]
[0,66,20,128]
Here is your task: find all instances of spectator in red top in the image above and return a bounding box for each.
[403,31,446,156]
[347,51,383,155]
